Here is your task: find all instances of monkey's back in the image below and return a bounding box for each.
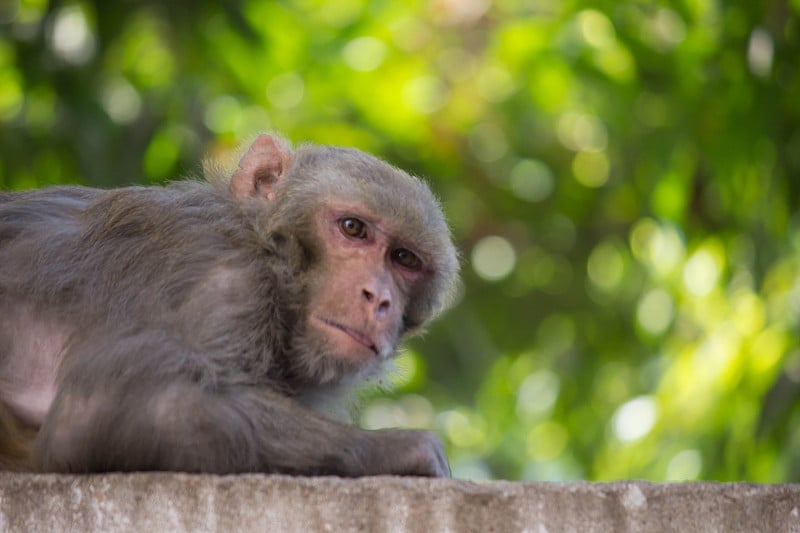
[0,181,287,355]
[0,183,285,424]
[1,183,245,310]
[0,187,106,429]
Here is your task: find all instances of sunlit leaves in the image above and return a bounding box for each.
[0,69,23,121]
[342,37,387,72]
[265,72,305,110]
[144,126,198,181]
[106,13,174,88]
[1,0,799,483]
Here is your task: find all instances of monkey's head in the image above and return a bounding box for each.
[228,134,459,384]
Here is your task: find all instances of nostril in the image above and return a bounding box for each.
[363,285,392,316]
[375,299,391,319]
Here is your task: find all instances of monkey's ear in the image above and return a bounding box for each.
[229,134,293,201]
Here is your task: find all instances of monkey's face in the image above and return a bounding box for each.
[304,202,430,366]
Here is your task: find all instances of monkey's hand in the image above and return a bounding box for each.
[364,429,451,478]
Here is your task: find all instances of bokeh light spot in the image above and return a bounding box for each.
[516,370,561,418]
[747,27,773,78]
[612,396,658,442]
[402,75,448,114]
[630,219,686,277]
[204,96,243,134]
[509,159,554,202]
[101,77,142,125]
[683,249,720,297]
[587,240,624,291]
[475,65,516,102]
[641,8,686,51]
[361,395,435,430]
[49,5,95,65]
[665,449,702,480]
[439,410,487,449]
[526,421,568,461]
[472,236,516,282]
[577,9,616,49]
[343,37,387,72]
[636,289,674,335]
[266,72,305,109]
[572,150,610,187]
[557,112,608,152]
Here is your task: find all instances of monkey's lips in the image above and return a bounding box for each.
[315,317,379,356]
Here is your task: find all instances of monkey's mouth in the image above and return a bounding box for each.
[315,317,379,355]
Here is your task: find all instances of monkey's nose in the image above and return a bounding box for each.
[362,288,391,318]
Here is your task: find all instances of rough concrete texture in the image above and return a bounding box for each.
[1,473,799,533]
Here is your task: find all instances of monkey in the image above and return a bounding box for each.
[0,134,459,476]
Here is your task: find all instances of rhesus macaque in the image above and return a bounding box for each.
[0,134,459,476]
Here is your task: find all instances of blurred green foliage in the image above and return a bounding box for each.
[2,0,800,482]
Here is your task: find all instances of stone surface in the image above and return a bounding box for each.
[1,473,799,532]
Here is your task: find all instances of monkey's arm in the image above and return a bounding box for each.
[34,329,449,477]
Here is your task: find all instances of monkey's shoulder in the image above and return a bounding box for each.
[73,181,248,244]
[0,186,101,223]
[0,182,227,229]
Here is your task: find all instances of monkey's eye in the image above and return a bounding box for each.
[392,248,422,271]
[339,217,367,239]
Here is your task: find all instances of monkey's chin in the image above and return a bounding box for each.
[312,316,379,363]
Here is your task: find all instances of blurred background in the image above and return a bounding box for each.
[1,0,799,482]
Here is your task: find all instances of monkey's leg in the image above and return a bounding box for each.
[34,331,448,476]
[36,381,449,476]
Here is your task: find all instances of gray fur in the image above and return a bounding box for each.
[0,139,457,476]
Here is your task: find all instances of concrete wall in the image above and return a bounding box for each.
[1,473,799,532]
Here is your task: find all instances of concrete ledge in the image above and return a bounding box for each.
[1,473,799,532]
